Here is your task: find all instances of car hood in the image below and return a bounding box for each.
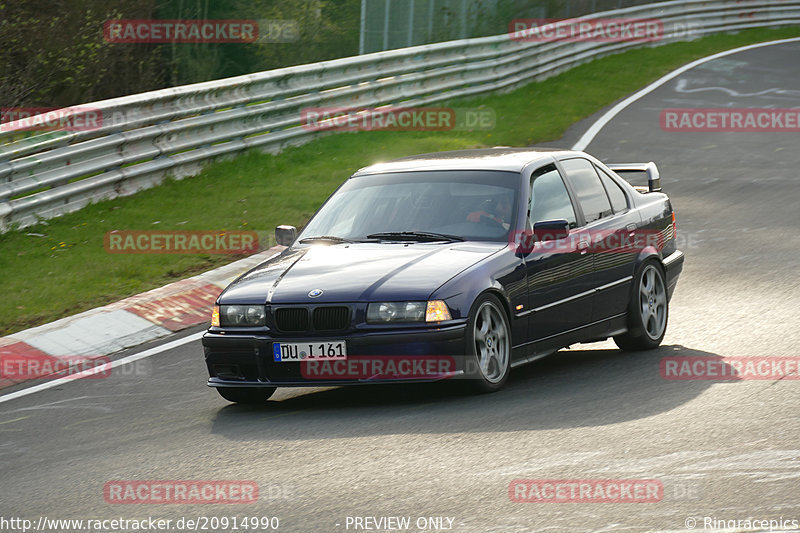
[218,242,505,304]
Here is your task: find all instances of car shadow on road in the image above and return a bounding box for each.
[209,344,723,441]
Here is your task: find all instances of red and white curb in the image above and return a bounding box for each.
[0,246,284,391]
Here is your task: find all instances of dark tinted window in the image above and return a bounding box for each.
[597,166,628,212]
[528,165,577,228]
[560,158,612,223]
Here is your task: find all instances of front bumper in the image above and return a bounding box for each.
[203,322,469,387]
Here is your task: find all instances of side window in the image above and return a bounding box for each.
[528,165,577,228]
[597,166,629,213]
[560,158,613,223]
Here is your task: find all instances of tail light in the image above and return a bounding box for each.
[671,212,677,240]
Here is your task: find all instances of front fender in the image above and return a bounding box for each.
[430,248,526,351]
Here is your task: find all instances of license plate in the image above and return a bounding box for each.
[273,341,347,362]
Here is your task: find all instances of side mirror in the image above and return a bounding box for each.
[533,219,570,241]
[275,225,297,246]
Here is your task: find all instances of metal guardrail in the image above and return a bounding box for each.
[1,0,798,231]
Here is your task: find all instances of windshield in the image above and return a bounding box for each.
[298,170,520,242]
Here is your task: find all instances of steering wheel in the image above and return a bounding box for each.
[477,213,506,231]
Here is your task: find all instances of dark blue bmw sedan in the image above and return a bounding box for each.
[203,148,684,403]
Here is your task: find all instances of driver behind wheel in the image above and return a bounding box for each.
[467,195,513,228]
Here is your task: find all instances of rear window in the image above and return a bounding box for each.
[597,166,629,213]
[560,158,612,223]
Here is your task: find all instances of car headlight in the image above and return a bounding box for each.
[366,301,451,323]
[213,304,266,327]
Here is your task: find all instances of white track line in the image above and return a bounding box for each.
[572,37,800,151]
[0,331,205,405]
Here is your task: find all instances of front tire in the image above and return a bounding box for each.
[216,387,276,404]
[465,294,512,393]
[614,261,668,351]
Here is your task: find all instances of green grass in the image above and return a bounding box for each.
[2,27,799,335]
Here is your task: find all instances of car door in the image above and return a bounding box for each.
[591,163,641,319]
[523,163,594,350]
[559,158,639,323]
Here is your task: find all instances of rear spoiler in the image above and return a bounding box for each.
[606,162,661,193]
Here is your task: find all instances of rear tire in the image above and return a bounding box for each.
[614,260,668,351]
[216,387,276,404]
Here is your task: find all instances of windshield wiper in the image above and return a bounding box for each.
[298,235,354,244]
[366,231,464,242]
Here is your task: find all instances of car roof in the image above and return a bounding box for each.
[352,147,581,175]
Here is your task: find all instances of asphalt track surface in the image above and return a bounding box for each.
[2,40,799,533]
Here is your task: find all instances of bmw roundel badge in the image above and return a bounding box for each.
[308,288,323,298]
